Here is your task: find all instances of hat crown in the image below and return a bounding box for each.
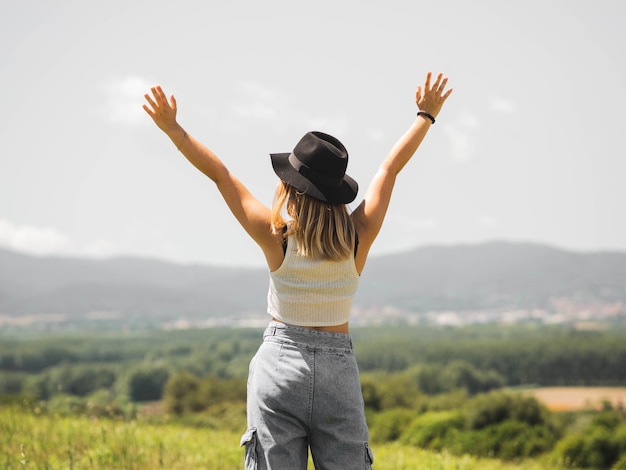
[270,131,358,204]
[291,132,348,187]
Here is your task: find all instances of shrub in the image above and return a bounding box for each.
[46,394,88,415]
[163,372,200,415]
[360,373,422,411]
[162,373,246,415]
[361,375,382,411]
[592,410,625,431]
[554,428,621,469]
[465,391,548,430]
[128,365,170,402]
[400,410,464,450]
[405,364,447,395]
[370,408,416,443]
[454,420,557,460]
[0,372,25,394]
[613,454,626,470]
[441,360,505,395]
[423,389,468,412]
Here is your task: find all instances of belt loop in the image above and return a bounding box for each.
[264,324,277,339]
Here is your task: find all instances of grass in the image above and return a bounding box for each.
[1,407,239,469]
[0,406,563,470]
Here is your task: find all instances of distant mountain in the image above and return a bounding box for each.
[1,242,625,324]
[0,248,266,319]
[360,242,626,313]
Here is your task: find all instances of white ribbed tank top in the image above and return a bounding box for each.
[267,236,360,326]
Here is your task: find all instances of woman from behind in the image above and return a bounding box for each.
[143,71,452,469]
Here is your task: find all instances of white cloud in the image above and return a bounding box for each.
[97,76,155,125]
[0,218,118,258]
[0,218,70,255]
[488,95,517,114]
[444,111,480,162]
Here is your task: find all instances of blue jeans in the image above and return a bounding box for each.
[241,321,374,469]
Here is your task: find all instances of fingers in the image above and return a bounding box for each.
[143,92,158,111]
[143,85,176,113]
[142,103,154,117]
[154,86,168,103]
[415,85,422,102]
[170,94,177,112]
[424,72,451,96]
[437,76,448,93]
[431,72,442,91]
[416,72,452,117]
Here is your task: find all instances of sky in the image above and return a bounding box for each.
[1,0,625,267]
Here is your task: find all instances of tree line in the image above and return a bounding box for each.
[2,324,626,401]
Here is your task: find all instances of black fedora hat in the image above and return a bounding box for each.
[270,131,358,204]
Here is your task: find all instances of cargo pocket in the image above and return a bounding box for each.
[240,427,258,469]
[365,442,374,468]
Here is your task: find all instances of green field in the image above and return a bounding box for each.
[3,324,626,468]
[1,406,559,470]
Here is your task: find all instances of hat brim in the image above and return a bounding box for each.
[270,152,358,204]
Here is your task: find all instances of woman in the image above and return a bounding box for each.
[143,72,452,469]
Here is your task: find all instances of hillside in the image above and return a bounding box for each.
[1,242,625,326]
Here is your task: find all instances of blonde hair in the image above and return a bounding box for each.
[271,182,356,260]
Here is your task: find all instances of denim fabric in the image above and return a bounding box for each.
[241,321,373,469]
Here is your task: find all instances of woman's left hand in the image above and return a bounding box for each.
[143,86,178,133]
[415,72,453,118]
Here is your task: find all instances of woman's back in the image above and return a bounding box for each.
[267,235,360,327]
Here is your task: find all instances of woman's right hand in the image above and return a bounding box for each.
[415,71,453,118]
[143,86,179,133]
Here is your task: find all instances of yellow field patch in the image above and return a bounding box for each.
[522,387,626,411]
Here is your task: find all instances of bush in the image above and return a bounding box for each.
[441,360,505,395]
[613,454,626,470]
[423,389,468,412]
[465,391,548,430]
[400,410,464,450]
[163,372,200,415]
[26,364,118,399]
[162,373,246,415]
[0,372,25,394]
[405,364,447,395]
[554,428,621,469]
[454,420,557,460]
[369,408,416,443]
[361,375,382,411]
[360,373,422,411]
[593,410,625,431]
[128,365,170,402]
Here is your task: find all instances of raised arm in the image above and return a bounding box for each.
[352,72,452,271]
[143,86,281,262]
